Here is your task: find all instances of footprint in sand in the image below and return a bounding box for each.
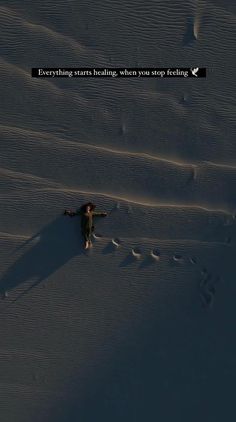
[200,271,221,308]
[200,268,208,278]
[187,166,197,184]
[127,205,133,214]
[192,166,197,180]
[92,233,103,240]
[180,93,189,105]
[173,254,184,263]
[183,93,188,102]
[183,17,198,45]
[119,120,127,136]
[150,249,160,261]
[201,285,215,308]
[112,238,121,248]
[131,248,142,259]
[190,166,197,181]
[223,217,233,226]
[200,269,210,286]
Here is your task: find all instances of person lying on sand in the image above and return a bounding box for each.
[64,202,108,249]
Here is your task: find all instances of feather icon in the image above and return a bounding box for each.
[191,67,199,77]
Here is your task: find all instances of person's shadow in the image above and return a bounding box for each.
[0,215,84,302]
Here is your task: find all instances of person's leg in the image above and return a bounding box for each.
[82,229,92,249]
[82,229,89,249]
[87,228,93,248]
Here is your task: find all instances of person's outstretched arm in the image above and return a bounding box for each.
[65,209,83,216]
[92,211,108,217]
[64,210,78,217]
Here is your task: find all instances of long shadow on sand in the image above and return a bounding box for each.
[0,216,84,301]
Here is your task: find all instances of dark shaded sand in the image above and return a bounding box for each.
[0,1,236,421]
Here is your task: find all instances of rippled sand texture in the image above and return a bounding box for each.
[0,1,236,421]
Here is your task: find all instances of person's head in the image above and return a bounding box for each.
[80,202,96,213]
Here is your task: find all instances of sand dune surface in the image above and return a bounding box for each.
[0,1,235,421]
